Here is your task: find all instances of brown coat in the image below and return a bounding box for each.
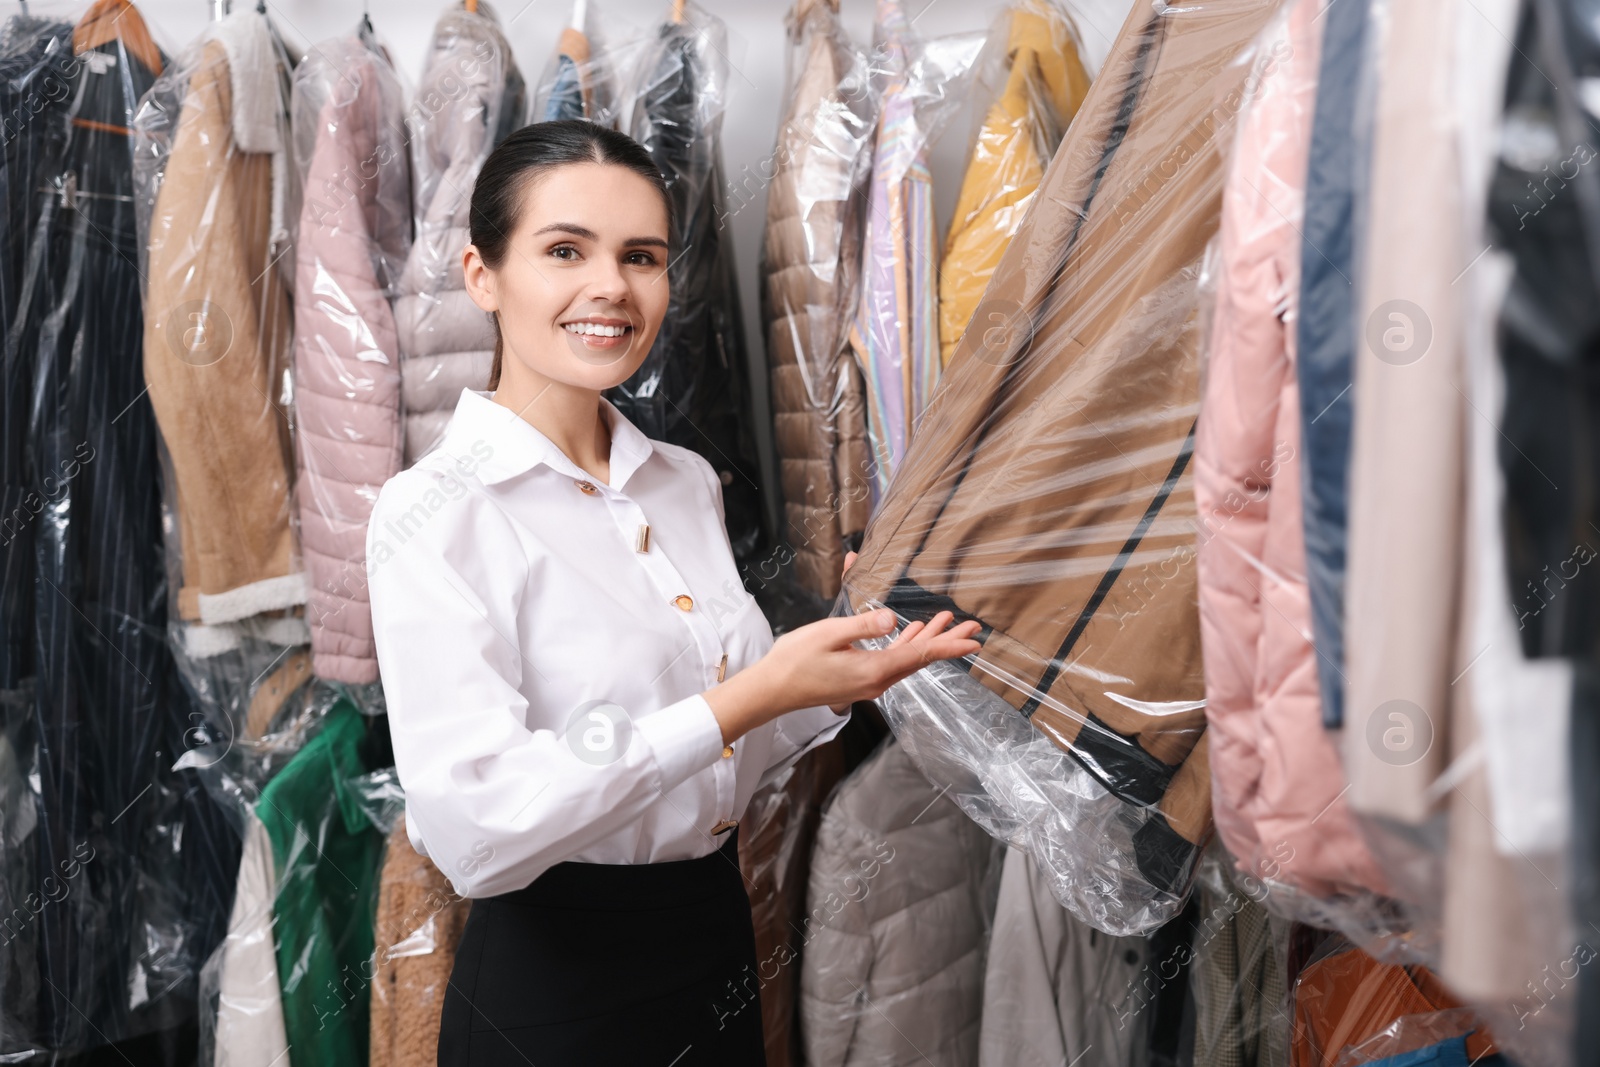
[761,0,874,600]
[369,814,472,1067]
[739,743,847,1067]
[842,0,1282,896]
[142,32,301,625]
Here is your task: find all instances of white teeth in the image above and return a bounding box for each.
[563,322,629,337]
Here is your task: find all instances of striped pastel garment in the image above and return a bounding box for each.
[849,0,942,509]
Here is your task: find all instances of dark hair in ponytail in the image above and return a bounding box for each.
[468,119,673,390]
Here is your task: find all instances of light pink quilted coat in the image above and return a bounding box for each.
[292,37,409,684]
[1193,0,1386,900]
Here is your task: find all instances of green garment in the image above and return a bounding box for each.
[256,698,385,1066]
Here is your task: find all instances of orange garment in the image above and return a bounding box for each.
[1290,949,1497,1067]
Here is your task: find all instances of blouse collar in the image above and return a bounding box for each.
[442,388,655,492]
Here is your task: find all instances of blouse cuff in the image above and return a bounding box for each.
[634,692,727,794]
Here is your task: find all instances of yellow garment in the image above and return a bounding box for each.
[938,3,1090,368]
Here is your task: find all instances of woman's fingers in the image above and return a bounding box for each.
[843,550,858,575]
[901,617,980,663]
[920,629,983,662]
[880,611,955,654]
[831,609,895,643]
[869,616,979,680]
[925,618,982,645]
[887,619,927,646]
[895,612,968,645]
[877,612,979,657]
[812,610,980,695]
[890,610,949,639]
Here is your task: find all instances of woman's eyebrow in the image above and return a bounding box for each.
[531,222,668,250]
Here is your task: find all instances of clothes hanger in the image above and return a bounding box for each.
[554,0,593,117]
[558,0,590,63]
[794,0,839,20]
[73,0,163,75]
[244,0,301,73]
[75,0,135,49]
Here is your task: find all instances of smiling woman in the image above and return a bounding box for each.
[459,121,671,399]
[366,119,980,1067]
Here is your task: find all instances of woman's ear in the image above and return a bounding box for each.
[462,244,499,313]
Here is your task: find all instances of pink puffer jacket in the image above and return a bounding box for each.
[1194,0,1386,900]
[291,37,410,684]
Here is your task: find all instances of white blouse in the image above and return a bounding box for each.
[367,388,848,898]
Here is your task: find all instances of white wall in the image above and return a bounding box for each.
[9,0,1135,536]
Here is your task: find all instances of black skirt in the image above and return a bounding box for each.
[438,830,768,1066]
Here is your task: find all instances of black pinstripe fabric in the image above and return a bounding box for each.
[0,15,78,1052]
[2,16,74,693]
[1,19,241,1055]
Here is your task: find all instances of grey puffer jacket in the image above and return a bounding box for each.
[799,737,1002,1067]
[394,4,525,465]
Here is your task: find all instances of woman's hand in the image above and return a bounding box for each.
[702,549,982,746]
[789,607,981,714]
[829,552,859,713]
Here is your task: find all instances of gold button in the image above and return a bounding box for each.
[722,744,734,759]
[710,819,739,835]
[715,653,728,683]
[635,523,651,552]
[575,479,598,494]
[673,594,694,612]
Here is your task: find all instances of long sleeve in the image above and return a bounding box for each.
[368,465,729,898]
[761,707,850,794]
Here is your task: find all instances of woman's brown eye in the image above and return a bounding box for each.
[552,245,578,260]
